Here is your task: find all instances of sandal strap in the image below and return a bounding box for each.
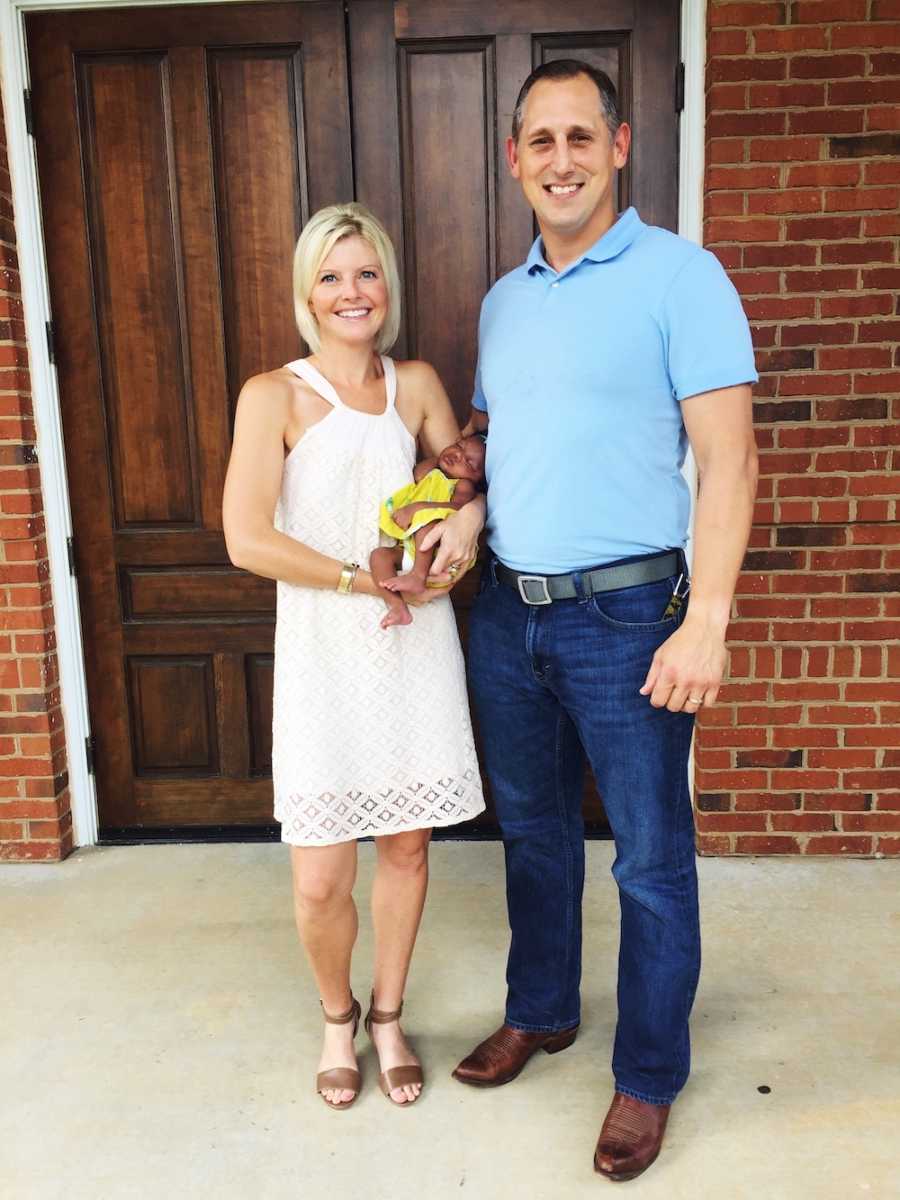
[321,996,361,1026]
[317,1067,361,1093]
[380,1064,423,1091]
[366,990,403,1024]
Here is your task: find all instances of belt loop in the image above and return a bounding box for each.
[488,555,498,586]
[572,570,589,601]
[678,547,690,581]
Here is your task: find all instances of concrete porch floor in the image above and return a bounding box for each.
[2,842,898,1200]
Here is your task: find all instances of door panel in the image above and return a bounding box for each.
[27,2,353,831]
[78,52,199,527]
[398,40,497,413]
[209,45,312,403]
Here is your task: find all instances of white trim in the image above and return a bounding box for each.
[0,1,99,845]
[0,0,709,849]
[6,0,254,9]
[677,0,708,805]
[678,0,708,574]
[679,0,708,251]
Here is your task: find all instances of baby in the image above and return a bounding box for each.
[369,434,486,629]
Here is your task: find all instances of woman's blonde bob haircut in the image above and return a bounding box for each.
[292,203,401,354]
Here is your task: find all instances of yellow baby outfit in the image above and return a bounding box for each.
[379,469,458,568]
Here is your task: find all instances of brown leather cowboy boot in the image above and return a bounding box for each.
[452,1023,578,1087]
[593,1092,671,1181]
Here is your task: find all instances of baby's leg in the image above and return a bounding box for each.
[369,546,412,628]
[382,529,434,596]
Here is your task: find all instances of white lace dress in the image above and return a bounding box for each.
[272,356,485,845]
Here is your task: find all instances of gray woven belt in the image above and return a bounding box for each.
[494,551,681,606]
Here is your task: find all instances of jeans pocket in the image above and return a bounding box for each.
[588,576,682,632]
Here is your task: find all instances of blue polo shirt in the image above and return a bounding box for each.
[472,207,758,574]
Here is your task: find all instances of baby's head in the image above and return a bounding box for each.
[437,435,486,485]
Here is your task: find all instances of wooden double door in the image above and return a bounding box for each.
[27,0,680,836]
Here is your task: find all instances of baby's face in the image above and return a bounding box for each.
[437,436,486,483]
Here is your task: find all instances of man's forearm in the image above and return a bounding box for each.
[685,452,759,635]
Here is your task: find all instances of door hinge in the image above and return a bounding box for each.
[675,62,685,114]
[23,88,33,136]
[66,535,76,576]
[46,320,55,364]
[85,734,96,775]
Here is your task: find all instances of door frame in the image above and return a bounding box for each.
[1,0,708,848]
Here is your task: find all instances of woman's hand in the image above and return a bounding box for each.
[418,495,485,585]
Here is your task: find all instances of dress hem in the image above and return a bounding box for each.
[278,802,486,848]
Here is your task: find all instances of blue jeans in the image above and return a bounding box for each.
[469,554,701,1106]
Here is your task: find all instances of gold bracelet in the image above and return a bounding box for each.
[336,561,359,594]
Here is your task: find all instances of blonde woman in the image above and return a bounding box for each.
[223,204,485,1110]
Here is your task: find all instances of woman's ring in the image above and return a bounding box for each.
[447,562,461,578]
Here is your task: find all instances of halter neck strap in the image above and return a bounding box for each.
[285,358,343,407]
[284,356,396,413]
[380,356,397,411]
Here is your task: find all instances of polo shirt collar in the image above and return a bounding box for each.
[526,206,644,276]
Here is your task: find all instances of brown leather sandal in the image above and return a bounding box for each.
[316,996,362,1110]
[364,991,424,1106]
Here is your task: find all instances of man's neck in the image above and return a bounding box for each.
[539,207,619,274]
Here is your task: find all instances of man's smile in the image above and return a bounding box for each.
[545,182,583,196]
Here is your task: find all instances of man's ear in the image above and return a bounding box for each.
[612,122,632,170]
[506,135,521,179]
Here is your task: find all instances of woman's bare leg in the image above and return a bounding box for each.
[290,841,359,1105]
[369,827,432,1102]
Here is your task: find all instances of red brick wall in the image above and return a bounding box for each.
[696,0,900,855]
[0,97,72,862]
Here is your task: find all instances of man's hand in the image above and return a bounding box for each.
[418,496,485,584]
[639,611,728,712]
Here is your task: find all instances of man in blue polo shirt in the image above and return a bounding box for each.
[450,60,759,1181]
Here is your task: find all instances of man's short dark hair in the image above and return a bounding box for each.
[511,59,622,143]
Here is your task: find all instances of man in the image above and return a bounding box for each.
[452,60,759,1181]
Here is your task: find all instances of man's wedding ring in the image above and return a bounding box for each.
[688,696,703,705]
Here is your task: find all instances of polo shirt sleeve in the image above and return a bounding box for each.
[659,248,758,402]
[471,302,488,412]
[472,359,487,412]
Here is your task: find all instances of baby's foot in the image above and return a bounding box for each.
[382,573,428,596]
[381,600,412,628]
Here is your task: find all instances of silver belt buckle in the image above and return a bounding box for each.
[517,574,552,605]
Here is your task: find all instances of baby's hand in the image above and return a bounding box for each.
[392,505,413,530]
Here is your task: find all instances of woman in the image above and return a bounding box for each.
[223,203,485,1110]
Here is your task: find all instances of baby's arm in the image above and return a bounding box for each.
[447,479,476,507]
[392,481,477,530]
